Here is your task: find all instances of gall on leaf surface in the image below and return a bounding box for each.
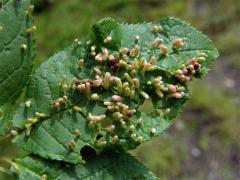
[12,17,219,164]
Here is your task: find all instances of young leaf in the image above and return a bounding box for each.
[0,0,35,135]
[12,18,218,163]
[11,152,157,180]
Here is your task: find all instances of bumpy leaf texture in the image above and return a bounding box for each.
[12,17,219,164]
[0,0,35,135]
[11,152,157,180]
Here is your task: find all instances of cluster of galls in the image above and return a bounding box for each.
[53,95,68,109]
[172,38,186,50]
[71,74,103,98]
[67,29,191,148]
[105,95,136,121]
[150,37,169,56]
[80,33,189,146]
[91,45,129,73]
[20,6,37,53]
[24,100,49,136]
[21,25,202,150]
[148,76,185,99]
[176,52,207,83]
[168,84,185,99]
[150,37,186,56]
[87,94,142,145]
[68,129,81,150]
[152,76,166,98]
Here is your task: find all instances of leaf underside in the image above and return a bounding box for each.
[0,0,34,135]
[12,17,219,164]
[11,152,157,180]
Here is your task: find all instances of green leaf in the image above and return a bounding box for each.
[11,152,158,180]
[0,0,35,135]
[13,45,94,164]
[93,17,219,75]
[12,17,218,163]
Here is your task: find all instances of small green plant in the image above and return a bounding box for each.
[0,0,218,179]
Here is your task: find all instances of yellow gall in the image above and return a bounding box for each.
[68,140,76,150]
[197,56,206,63]
[130,133,137,140]
[198,52,208,58]
[172,38,185,50]
[140,91,149,99]
[41,174,47,180]
[152,25,162,33]
[79,59,84,68]
[150,128,156,134]
[10,130,18,136]
[106,125,115,133]
[74,129,81,137]
[165,108,171,114]
[91,93,100,101]
[104,36,112,43]
[111,135,119,144]
[137,136,143,143]
[63,95,68,102]
[53,101,60,109]
[36,112,47,119]
[27,25,37,34]
[27,5,34,15]
[21,44,27,51]
[74,38,81,45]
[73,106,81,112]
[25,100,31,108]
[160,45,169,56]
[129,125,135,132]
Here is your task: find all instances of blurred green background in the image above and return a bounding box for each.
[1,0,240,179]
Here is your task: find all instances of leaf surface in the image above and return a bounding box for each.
[0,0,35,135]
[13,17,218,163]
[11,152,157,180]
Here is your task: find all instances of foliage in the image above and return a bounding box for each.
[11,152,157,180]
[0,0,34,136]
[0,0,218,179]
